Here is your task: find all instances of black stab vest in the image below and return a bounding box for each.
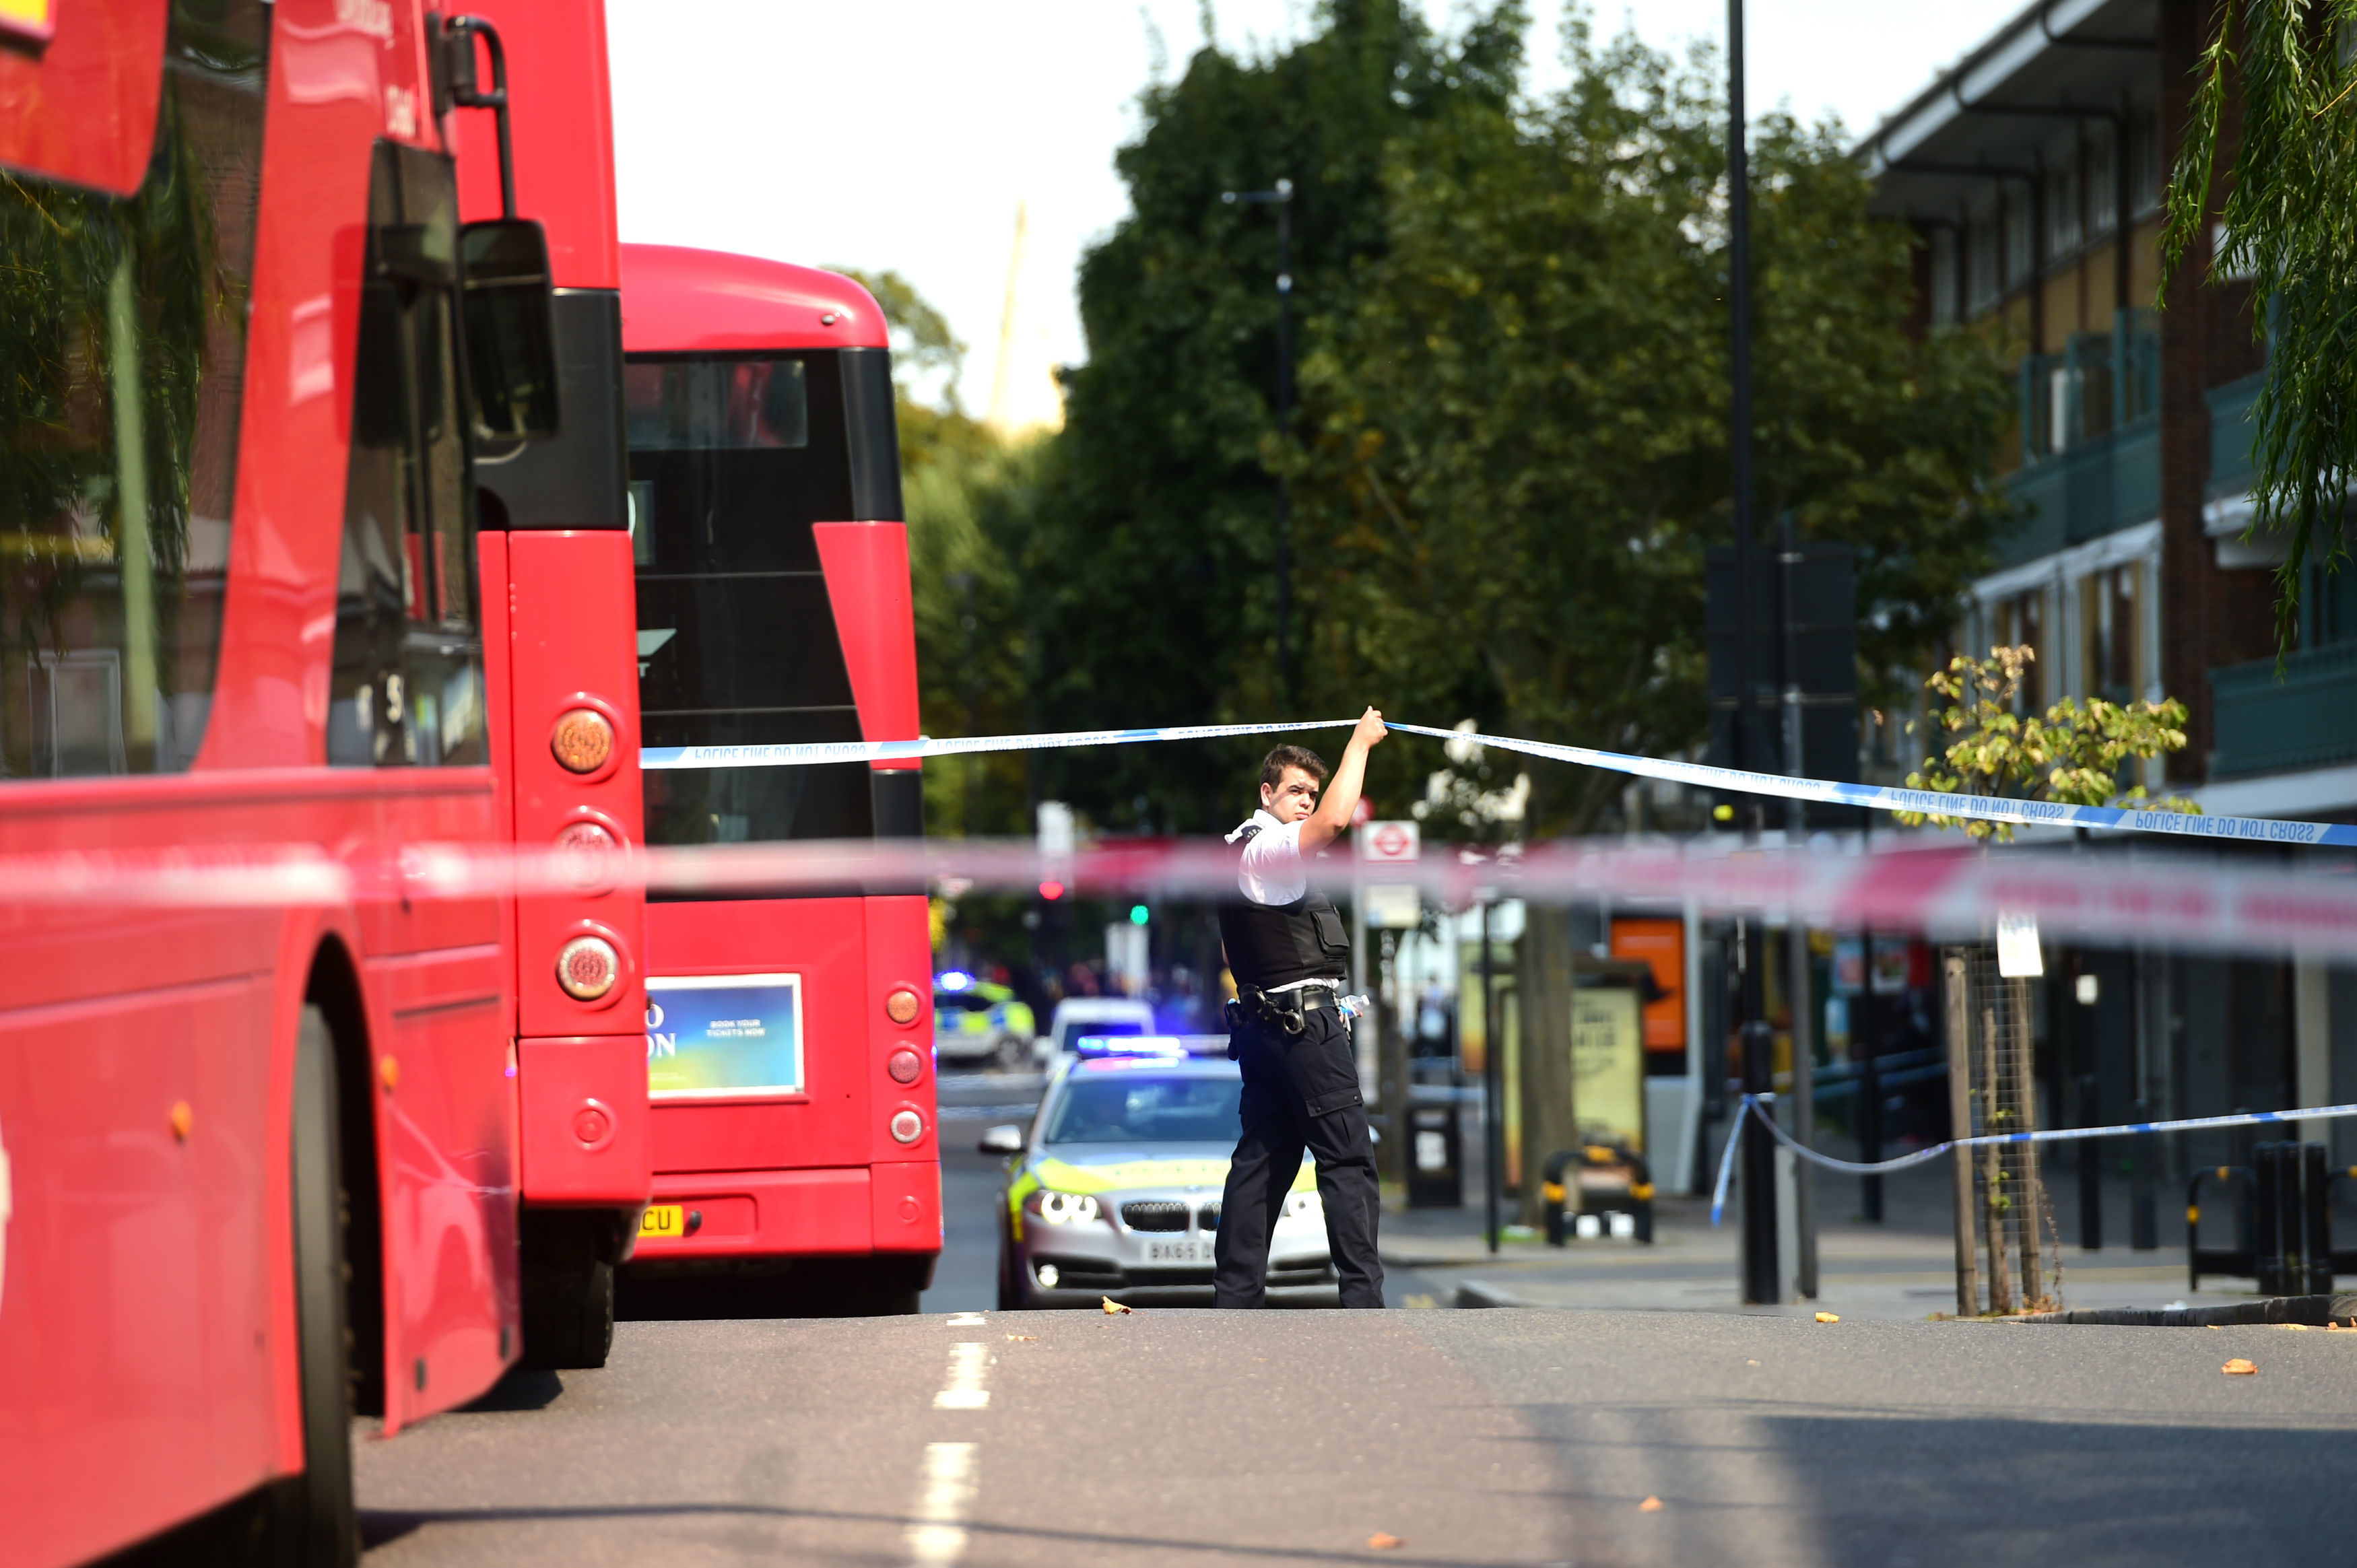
[1218,822,1351,990]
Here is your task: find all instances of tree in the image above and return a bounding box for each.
[1290,23,2016,834]
[1894,646,2197,842]
[998,1,1528,835]
[2162,0,2357,648]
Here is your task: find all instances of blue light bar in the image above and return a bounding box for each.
[935,970,973,992]
[1072,1034,1228,1059]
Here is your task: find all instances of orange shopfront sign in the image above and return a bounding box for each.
[1609,917,1685,1053]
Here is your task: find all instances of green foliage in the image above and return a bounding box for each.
[836,266,969,409]
[927,2,2011,842]
[1003,1,1529,834]
[1896,645,2197,842]
[2161,0,2357,652]
[1290,22,2016,833]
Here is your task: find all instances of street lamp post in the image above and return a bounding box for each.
[1223,178,1296,694]
[1725,0,1782,1310]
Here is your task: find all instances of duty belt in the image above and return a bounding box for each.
[1232,984,1338,1036]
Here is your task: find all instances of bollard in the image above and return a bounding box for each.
[2186,1165,2255,1291]
[2076,1073,2102,1251]
[2130,1105,2158,1251]
[1858,1049,1884,1223]
[2302,1142,2335,1295]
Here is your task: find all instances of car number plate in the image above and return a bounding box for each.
[1143,1239,1214,1263]
[640,1203,686,1239]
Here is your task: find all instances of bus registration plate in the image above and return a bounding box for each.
[640,1204,686,1239]
[1143,1239,1213,1264]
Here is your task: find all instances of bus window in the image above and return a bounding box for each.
[628,350,873,850]
[0,0,269,779]
[328,142,489,769]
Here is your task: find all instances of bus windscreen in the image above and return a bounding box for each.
[627,351,872,848]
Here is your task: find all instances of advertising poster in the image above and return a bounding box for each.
[1570,987,1645,1153]
[645,972,803,1098]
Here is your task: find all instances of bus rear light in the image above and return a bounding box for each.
[884,986,921,1026]
[556,935,620,1000]
[553,819,620,887]
[887,1047,924,1085]
[550,708,614,774]
[889,1109,925,1145]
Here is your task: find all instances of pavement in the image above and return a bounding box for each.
[348,1067,2357,1564]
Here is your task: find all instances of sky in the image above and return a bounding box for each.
[606,1,2026,432]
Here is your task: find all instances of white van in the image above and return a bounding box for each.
[1040,996,1158,1062]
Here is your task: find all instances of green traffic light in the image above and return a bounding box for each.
[1129,904,1150,926]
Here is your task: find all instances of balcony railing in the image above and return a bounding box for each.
[1997,310,2162,571]
[2207,372,2263,501]
[1998,418,2160,570]
[2210,640,2357,778]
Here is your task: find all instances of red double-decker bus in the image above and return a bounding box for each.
[0,0,644,1559]
[618,244,941,1315]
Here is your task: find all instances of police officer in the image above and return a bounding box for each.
[1211,708,1389,1309]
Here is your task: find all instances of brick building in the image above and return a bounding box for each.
[1861,0,2357,1174]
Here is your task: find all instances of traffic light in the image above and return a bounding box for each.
[1128,904,1149,926]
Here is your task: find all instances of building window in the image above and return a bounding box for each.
[2086,123,2118,238]
[1929,228,1959,326]
[2046,143,2083,261]
[1969,203,2002,312]
[1992,592,2045,712]
[2004,184,2036,287]
[2129,107,2162,215]
[2079,563,2144,702]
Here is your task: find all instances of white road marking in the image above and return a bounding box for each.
[933,1342,991,1409]
[945,1311,986,1327]
[904,1441,977,1567]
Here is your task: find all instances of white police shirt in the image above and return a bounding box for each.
[1225,808,1337,992]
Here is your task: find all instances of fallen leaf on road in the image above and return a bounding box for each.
[2224,1359,2257,1375]
[1746,1359,1760,1366]
[1814,1312,1839,1324]
[2276,1324,2312,1331]
[1367,1533,1404,1549]
[2207,1324,2223,1330]
[1005,1334,1037,1342]
[1638,1497,1665,1512]
[1102,1297,1134,1315]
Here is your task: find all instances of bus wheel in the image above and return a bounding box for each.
[269,1004,360,1566]
[521,1211,616,1369]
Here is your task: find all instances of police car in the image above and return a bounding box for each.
[982,1035,1335,1308]
[931,970,1037,1067]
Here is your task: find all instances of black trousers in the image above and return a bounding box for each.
[1212,1006,1385,1308]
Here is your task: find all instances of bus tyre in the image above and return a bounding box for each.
[271,1004,360,1567]
[520,1212,616,1369]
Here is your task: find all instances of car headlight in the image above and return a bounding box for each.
[1283,1190,1323,1221]
[1032,1190,1101,1225]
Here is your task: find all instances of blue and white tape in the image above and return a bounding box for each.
[638,718,1360,772]
[644,715,2357,850]
[1708,1093,2357,1225]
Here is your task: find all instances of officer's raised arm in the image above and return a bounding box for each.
[1296,707,1387,854]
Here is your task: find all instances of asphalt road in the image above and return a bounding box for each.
[356,1309,2357,1565]
[354,1072,2357,1565]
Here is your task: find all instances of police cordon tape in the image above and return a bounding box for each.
[9,834,2357,963]
[1708,1093,2357,1225]
[644,715,2357,849]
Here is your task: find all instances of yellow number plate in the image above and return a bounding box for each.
[639,1203,685,1239]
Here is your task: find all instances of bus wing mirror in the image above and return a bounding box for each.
[978,1124,1024,1156]
[459,217,560,443]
